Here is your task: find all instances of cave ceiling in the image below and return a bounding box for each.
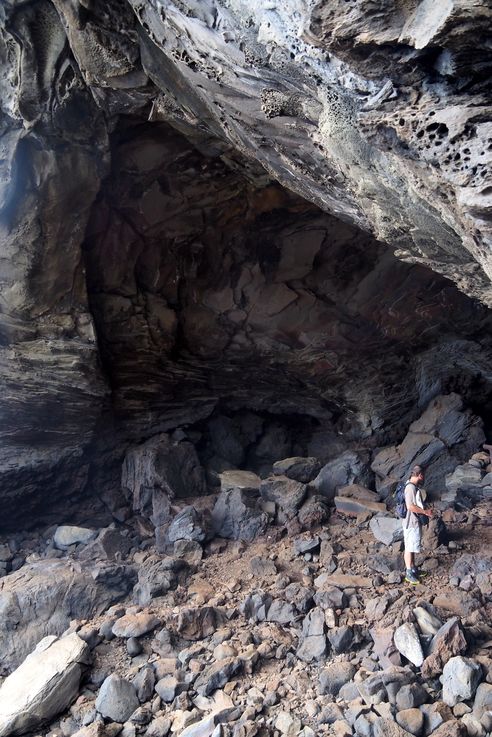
[0,0,492,525]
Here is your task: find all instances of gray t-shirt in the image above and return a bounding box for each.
[404,482,423,529]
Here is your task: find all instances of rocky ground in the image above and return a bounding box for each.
[0,486,491,737]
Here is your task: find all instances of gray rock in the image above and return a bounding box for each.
[112,612,160,638]
[95,674,139,722]
[413,607,442,636]
[472,683,492,720]
[267,599,297,624]
[54,526,97,549]
[240,593,272,623]
[167,506,211,543]
[358,667,414,706]
[396,683,428,711]
[133,556,186,606]
[194,657,244,696]
[259,475,307,517]
[155,675,188,702]
[218,470,261,492]
[297,607,327,662]
[327,626,354,654]
[78,528,133,563]
[373,718,415,737]
[250,556,277,577]
[176,606,228,640]
[122,433,206,522]
[421,616,467,679]
[370,516,404,546]
[394,623,424,667]
[297,496,331,529]
[132,666,155,703]
[419,702,454,734]
[293,536,320,555]
[441,656,482,707]
[273,457,322,483]
[0,559,136,672]
[396,708,424,736]
[0,634,90,737]
[146,717,171,737]
[319,662,356,696]
[173,539,203,565]
[212,488,269,542]
[312,451,373,501]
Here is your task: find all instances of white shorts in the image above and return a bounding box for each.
[403,526,421,553]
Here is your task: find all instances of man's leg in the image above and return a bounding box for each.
[403,530,419,584]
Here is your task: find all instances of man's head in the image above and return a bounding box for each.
[410,465,425,483]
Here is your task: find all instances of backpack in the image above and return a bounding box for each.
[393,480,414,518]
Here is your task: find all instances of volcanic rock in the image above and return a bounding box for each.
[0,559,135,672]
[95,674,139,722]
[273,457,322,483]
[441,656,482,707]
[0,634,90,737]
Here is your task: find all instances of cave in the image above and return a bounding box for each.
[1,1,492,733]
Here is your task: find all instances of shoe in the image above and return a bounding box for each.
[405,570,419,585]
[412,567,427,578]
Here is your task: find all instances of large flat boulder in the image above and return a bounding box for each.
[0,634,90,737]
[0,559,135,672]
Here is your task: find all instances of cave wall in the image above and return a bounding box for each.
[84,119,492,448]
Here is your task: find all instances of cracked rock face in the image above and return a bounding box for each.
[0,0,491,526]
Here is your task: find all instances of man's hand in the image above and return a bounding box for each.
[426,507,434,518]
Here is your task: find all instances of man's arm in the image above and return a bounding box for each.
[407,503,433,517]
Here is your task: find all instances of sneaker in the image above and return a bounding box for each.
[405,569,419,585]
[412,567,427,579]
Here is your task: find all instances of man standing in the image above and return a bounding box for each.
[403,465,433,584]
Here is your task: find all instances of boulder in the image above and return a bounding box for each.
[396,709,424,736]
[312,450,373,501]
[472,683,492,720]
[53,526,97,549]
[421,617,467,679]
[297,496,331,528]
[393,623,424,667]
[0,634,90,737]
[432,590,481,617]
[371,394,484,499]
[79,528,132,561]
[413,607,442,636]
[441,656,482,707]
[133,556,187,606]
[370,515,404,546]
[167,506,211,543]
[176,606,228,640]
[194,657,244,696]
[358,666,414,706]
[445,464,485,503]
[211,488,269,542]
[319,662,356,696]
[334,489,386,518]
[95,674,139,722]
[259,475,307,517]
[297,607,327,662]
[0,559,135,672]
[112,612,160,638]
[122,433,206,527]
[218,470,261,492]
[272,457,322,483]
